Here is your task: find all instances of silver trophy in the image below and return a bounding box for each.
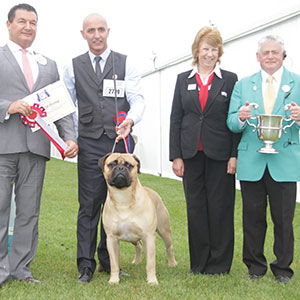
[246,103,294,154]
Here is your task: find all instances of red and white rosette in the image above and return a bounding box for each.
[20,103,68,160]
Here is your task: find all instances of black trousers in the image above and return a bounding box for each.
[76,134,134,273]
[183,151,235,274]
[240,167,296,278]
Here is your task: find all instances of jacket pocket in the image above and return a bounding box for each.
[79,106,93,124]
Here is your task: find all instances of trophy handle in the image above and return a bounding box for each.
[246,102,259,132]
[284,103,292,121]
[283,103,295,132]
[283,122,295,133]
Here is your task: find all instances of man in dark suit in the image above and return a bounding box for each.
[170,27,240,275]
[0,4,78,287]
[63,13,145,283]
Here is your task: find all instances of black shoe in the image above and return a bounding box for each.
[78,267,93,283]
[247,274,263,280]
[98,264,131,277]
[275,275,291,284]
[98,264,110,273]
[119,269,131,277]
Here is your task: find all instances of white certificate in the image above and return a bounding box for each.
[22,80,76,132]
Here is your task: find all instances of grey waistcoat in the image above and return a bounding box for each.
[73,50,129,139]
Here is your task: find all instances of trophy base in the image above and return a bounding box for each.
[257,147,278,154]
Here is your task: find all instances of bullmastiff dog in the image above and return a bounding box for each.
[99,153,177,285]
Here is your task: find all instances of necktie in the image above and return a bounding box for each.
[95,56,102,79]
[21,48,34,91]
[195,72,215,111]
[263,76,276,114]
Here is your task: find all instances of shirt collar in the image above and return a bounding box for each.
[188,64,222,79]
[88,47,111,63]
[261,66,283,83]
[7,39,34,55]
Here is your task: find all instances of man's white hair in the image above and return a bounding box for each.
[257,35,285,53]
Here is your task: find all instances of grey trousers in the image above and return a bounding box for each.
[0,152,46,284]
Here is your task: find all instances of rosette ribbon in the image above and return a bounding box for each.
[114,111,131,153]
[20,103,68,160]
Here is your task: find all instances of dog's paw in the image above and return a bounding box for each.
[109,276,120,284]
[147,277,158,285]
[132,257,142,265]
[168,259,178,267]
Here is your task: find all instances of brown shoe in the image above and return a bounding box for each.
[23,277,41,284]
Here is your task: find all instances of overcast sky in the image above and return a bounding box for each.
[1,0,300,73]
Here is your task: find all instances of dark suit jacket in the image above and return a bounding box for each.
[170,68,240,161]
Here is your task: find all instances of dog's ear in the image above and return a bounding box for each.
[132,154,141,173]
[98,153,112,170]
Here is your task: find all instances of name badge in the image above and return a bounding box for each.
[188,84,197,91]
[103,79,125,98]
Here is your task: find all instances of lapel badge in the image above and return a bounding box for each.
[282,85,291,92]
[188,84,197,90]
[253,85,257,91]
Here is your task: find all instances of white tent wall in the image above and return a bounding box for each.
[133,59,193,178]
[51,9,300,201]
[133,10,300,177]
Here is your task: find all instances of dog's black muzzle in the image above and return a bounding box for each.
[108,165,132,189]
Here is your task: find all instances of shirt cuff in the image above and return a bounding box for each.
[238,118,246,129]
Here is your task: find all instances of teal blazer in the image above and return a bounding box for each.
[227,67,300,182]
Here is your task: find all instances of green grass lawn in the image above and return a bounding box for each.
[1,158,300,299]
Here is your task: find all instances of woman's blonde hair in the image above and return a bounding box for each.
[192,26,224,66]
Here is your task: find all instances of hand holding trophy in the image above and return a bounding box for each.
[246,103,295,153]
